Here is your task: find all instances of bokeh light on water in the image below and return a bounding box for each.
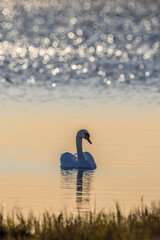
[0,0,160,104]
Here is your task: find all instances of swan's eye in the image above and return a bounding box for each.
[84,133,90,138]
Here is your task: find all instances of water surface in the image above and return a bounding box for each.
[0,104,160,215]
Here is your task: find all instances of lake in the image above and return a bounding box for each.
[0,102,160,215]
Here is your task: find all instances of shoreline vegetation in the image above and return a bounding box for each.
[0,202,160,240]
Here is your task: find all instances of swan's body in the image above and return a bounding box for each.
[60,130,96,170]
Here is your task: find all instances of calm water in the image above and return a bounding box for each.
[0,0,160,215]
[0,105,160,215]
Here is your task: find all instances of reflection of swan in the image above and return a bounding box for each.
[60,169,94,213]
[60,130,96,169]
[76,170,94,212]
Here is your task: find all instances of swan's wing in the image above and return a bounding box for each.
[83,152,97,169]
[60,152,78,169]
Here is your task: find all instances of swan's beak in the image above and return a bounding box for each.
[85,135,92,144]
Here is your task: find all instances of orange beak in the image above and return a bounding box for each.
[85,135,92,144]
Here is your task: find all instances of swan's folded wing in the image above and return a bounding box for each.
[83,152,97,169]
[60,152,78,169]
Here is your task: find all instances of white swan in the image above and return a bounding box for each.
[60,129,96,169]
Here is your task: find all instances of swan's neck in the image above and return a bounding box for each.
[76,136,84,159]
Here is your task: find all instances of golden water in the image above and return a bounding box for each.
[0,102,160,215]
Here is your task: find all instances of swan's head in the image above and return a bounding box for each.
[77,129,92,144]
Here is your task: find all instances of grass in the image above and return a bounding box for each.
[0,203,160,240]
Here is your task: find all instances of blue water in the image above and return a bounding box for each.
[0,0,160,104]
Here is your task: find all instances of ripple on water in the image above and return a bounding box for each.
[0,0,159,104]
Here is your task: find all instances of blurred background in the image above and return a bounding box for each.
[0,0,159,105]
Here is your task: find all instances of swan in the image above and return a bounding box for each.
[60,129,96,169]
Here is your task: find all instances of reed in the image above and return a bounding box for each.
[0,202,160,240]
